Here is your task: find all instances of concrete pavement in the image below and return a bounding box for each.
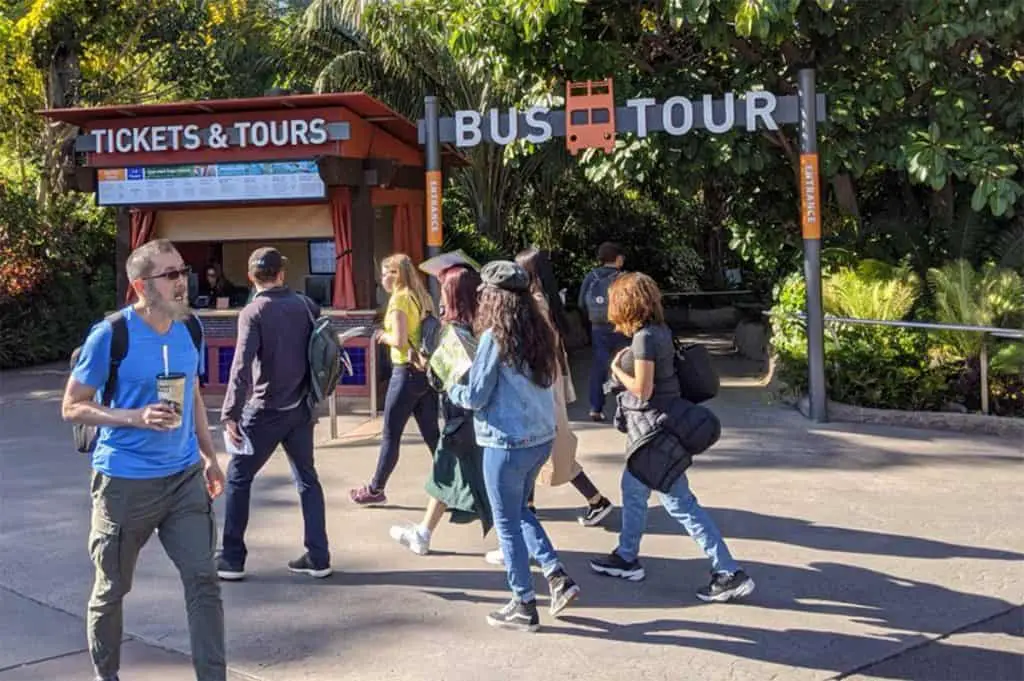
[1,349,1021,681]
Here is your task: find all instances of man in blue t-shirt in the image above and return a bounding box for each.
[62,238,226,681]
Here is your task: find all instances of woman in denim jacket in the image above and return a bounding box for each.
[448,261,581,632]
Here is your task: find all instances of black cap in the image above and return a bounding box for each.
[248,247,287,278]
[479,260,530,293]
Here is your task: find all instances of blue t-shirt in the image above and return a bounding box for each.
[72,306,204,479]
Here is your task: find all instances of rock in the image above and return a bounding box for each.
[734,320,768,361]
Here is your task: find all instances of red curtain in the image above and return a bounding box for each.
[129,209,156,249]
[392,202,424,266]
[329,186,357,309]
[125,209,157,302]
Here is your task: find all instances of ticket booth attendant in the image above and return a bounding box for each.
[42,93,457,400]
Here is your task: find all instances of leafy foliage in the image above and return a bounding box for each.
[771,258,1024,416]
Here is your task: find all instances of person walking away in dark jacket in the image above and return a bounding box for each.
[62,238,226,681]
[578,242,629,421]
[516,248,614,526]
[448,261,581,632]
[218,247,332,580]
[588,272,755,603]
[390,265,493,554]
[351,253,441,504]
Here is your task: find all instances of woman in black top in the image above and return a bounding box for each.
[588,272,755,603]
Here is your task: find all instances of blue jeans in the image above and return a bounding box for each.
[618,469,740,575]
[222,403,329,568]
[483,443,563,602]
[589,324,629,413]
[372,365,440,491]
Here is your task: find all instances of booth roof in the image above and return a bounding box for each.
[40,91,426,150]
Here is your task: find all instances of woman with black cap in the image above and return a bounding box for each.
[447,260,581,632]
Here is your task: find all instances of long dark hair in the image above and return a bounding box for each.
[439,266,480,326]
[474,286,558,388]
[515,247,571,341]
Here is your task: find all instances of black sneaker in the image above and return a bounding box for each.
[94,675,120,681]
[287,553,333,579]
[486,598,540,632]
[216,555,245,581]
[546,570,581,617]
[697,570,755,602]
[589,550,646,581]
[577,497,614,527]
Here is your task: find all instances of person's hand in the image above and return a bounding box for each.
[203,457,225,499]
[613,347,628,368]
[224,419,243,446]
[134,403,177,431]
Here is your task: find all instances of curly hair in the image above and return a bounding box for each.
[439,266,480,326]
[608,272,665,336]
[474,286,558,388]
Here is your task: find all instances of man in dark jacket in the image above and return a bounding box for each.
[217,247,331,580]
[578,242,628,421]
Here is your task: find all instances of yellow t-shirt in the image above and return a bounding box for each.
[385,289,423,365]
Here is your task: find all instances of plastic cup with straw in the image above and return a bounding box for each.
[155,343,185,429]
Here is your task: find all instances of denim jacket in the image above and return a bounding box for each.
[447,329,556,449]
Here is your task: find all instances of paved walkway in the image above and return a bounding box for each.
[0,344,1021,681]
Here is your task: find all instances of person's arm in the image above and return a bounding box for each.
[611,330,656,401]
[447,330,500,411]
[611,355,655,402]
[221,306,260,424]
[378,308,409,350]
[577,272,593,311]
[61,323,175,429]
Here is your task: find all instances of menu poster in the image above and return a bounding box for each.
[96,161,326,206]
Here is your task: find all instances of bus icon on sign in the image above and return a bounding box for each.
[565,79,616,155]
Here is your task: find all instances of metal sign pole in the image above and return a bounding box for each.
[424,96,443,305]
[798,67,828,422]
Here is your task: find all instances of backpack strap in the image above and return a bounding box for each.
[101,312,129,407]
[183,313,203,352]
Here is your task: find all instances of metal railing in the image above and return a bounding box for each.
[326,335,378,439]
[766,312,1024,415]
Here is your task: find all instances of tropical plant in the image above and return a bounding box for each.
[823,260,921,321]
[298,0,562,240]
[927,260,1024,359]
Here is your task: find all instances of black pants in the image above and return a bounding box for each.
[222,404,329,568]
[371,365,441,491]
[527,471,601,507]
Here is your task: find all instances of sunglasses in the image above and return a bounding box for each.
[142,265,191,282]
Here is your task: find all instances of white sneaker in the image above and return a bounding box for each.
[390,523,430,555]
[484,548,505,565]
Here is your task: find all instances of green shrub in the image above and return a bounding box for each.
[771,271,952,410]
[0,185,115,369]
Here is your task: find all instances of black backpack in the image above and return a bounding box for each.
[582,268,620,324]
[70,311,203,453]
[298,295,343,405]
[673,341,719,404]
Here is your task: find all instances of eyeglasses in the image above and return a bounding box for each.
[142,265,191,282]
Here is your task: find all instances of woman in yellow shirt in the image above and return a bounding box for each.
[351,253,440,504]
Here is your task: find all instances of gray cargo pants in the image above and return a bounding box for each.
[87,462,225,681]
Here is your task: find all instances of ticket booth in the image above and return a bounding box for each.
[42,93,456,399]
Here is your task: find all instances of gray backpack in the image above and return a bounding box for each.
[583,269,620,324]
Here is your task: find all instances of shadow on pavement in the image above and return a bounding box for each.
[534,506,1024,562]
[239,555,1019,676]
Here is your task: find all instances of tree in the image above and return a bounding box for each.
[299,0,562,240]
